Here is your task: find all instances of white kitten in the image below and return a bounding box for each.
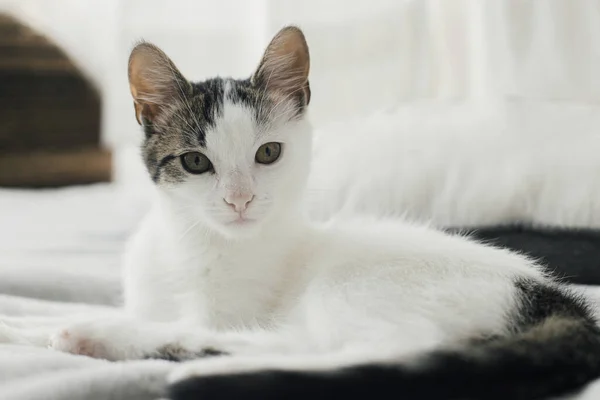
[6,27,600,400]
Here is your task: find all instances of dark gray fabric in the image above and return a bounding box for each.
[450,226,600,285]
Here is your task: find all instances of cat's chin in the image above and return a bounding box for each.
[211,217,264,239]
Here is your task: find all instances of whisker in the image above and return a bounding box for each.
[177,219,204,242]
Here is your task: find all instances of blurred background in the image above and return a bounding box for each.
[1,0,599,187]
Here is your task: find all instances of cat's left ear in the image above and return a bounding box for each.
[252,26,311,106]
[128,42,192,125]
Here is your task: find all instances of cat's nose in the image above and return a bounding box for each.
[224,193,254,213]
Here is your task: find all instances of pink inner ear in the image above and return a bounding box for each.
[128,42,190,124]
[253,27,310,99]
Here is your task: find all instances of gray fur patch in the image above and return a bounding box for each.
[146,344,228,362]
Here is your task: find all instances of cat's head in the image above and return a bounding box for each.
[128,27,311,238]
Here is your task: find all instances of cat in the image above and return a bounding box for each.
[4,26,600,400]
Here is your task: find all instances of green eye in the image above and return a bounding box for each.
[255,142,282,165]
[181,152,212,174]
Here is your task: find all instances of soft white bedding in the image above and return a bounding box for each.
[2,101,600,399]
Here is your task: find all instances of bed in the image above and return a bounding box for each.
[2,101,600,399]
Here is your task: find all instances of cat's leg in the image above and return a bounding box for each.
[49,316,307,361]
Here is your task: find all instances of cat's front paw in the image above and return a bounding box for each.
[50,326,111,359]
[49,318,142,361]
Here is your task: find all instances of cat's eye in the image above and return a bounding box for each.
[181,152,213,174]
[255,142,282,165]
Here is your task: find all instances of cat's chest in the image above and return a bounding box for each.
[179,246,297,330]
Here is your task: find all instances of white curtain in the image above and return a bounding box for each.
[268,0,600,123]
[2,0,599,147]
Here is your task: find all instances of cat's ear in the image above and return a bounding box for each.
[252,26,311,106]
[128,42,192,125]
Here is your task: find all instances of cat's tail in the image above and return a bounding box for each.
[168,280,600,400]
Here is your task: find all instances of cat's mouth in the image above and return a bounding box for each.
[227,217,256,226]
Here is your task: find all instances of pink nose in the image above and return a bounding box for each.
[224,193,254,212]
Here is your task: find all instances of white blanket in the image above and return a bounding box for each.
[3,101,600,399]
